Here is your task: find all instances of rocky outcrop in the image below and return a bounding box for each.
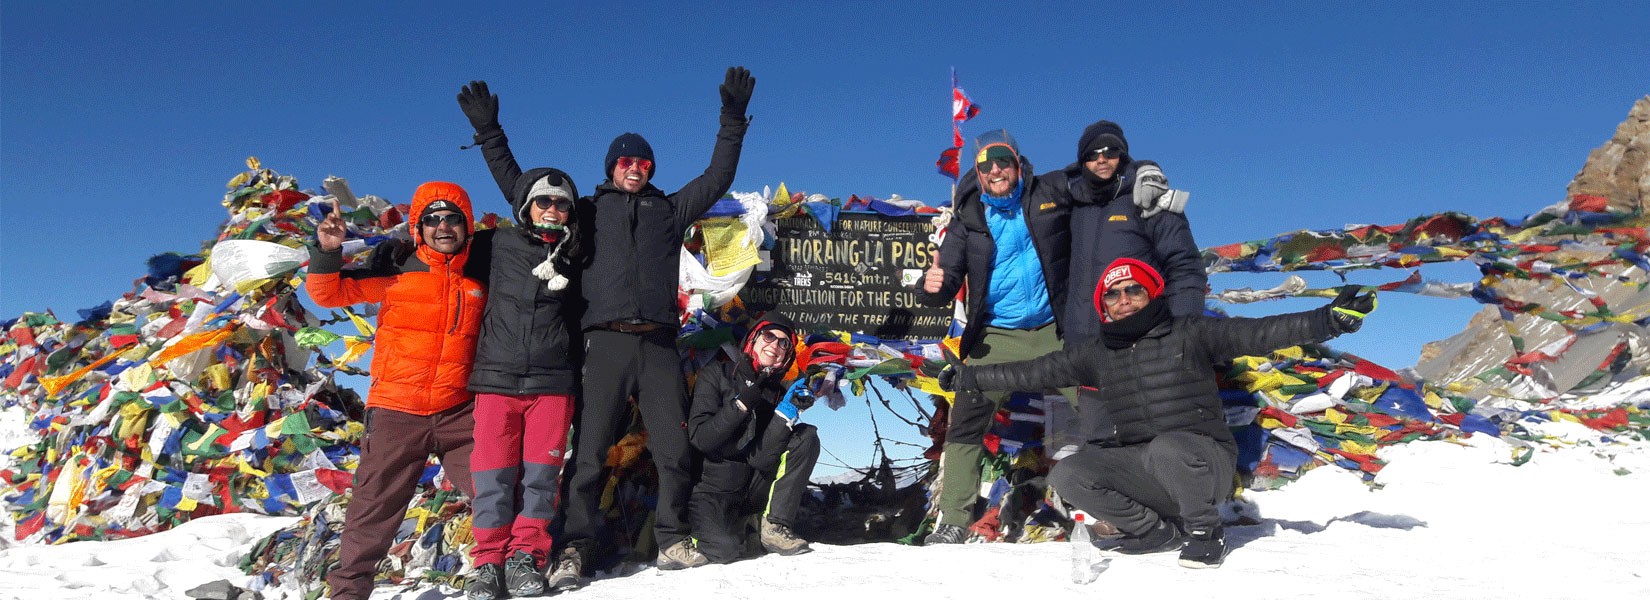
[1567,96,1650,214]
[1417,98,1650,400]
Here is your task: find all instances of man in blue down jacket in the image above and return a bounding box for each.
[916,129,1072,545]
[942,259,1376,568]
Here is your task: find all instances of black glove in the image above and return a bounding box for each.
[368,237,414,272]
[738,367,781,410]
[791,387,816,411]
[1329,285,1377,333]
[737,381,772,412]
[719,67,755,117]
[457,80,500,132]
[936,347,976,392]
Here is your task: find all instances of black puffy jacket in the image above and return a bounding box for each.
[460,162,588,396]
[969,307,1342,454]
[918,158,1071,356]
[687,316,796,461]
[579,114,749,330]
[1060,160,1207,342]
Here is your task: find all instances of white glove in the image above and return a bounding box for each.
[1132,164,1188,218]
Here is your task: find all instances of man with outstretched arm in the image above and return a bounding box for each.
[942,258,1375,568]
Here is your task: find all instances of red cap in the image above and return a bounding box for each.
[1093,258,1165,321]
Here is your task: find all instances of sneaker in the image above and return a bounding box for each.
[464,562,506,600]
[546,546,586,592]
[923,523,967,545]
[656,538,709,570]
[1115,520,1184,555]
[1178,528,1228,569]
[760,520,812,556]
[504,551,548,597]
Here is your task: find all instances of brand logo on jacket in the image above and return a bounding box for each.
[1039,202,1057,211]
[1109,215,1129,222]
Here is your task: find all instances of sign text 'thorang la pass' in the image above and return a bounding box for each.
[740,212,952,340]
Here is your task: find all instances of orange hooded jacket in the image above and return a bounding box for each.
[305,181,487,415]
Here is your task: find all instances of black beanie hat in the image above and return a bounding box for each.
[1077,120,1129,163]
[605,133,655,178]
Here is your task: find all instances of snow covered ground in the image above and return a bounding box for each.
[3,382,1648,600]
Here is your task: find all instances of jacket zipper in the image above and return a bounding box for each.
[447,256,460,334]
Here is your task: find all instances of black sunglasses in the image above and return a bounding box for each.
[1083,147,1123,162]
[977,156,1016,172]
[532,196,573,212]
[1101,283,1148,303]
[420,212,467,228]
[757,330,791,345]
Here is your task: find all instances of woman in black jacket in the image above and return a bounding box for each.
[944,258,1375,569]
[456,82,590,599]
[686,314,821,563]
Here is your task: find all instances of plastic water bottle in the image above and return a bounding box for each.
[1070,513,1103,584]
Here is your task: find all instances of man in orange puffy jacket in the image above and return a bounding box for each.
[305,181,487,600]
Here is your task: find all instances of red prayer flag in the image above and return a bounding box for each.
[936,147,960,180]
[951,68,981,122]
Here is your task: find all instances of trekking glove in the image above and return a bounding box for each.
[1329,285,1378,333]
[774,378,813,425]
[1134,164,1183,217]
[720,67,755,117]
[369,237,414,271]
[936,347,976,393]
[457,80,500,132]
[737,377,774,412]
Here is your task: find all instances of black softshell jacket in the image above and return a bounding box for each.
[465,131,588,395]
[969,307,1342,454]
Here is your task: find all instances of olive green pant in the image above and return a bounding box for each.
[935,324,1072,528]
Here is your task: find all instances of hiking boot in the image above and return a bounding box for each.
[546,545,586,592]
[760,520,812,556]
[504,550,547,597]
[1115,520,1184,555]
[1178,527,1228,569]
[656,538,709,570]
[464,562,505,600]
[923,523,967,546]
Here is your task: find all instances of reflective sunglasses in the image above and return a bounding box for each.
[1101,283,1149,303]
[615,156,654,172]
[419,212,467,228]
[1083,146,1123,162]
[532,196,573,212]
[977,156,1016,173]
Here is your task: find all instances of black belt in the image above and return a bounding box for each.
[603,320,664,334]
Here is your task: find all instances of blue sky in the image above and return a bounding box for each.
[3,2,1647,473]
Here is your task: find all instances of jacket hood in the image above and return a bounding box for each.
[512,167,581,226]
[410,181,474,250]
[742,312,798,374]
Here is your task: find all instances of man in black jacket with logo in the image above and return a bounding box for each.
[686,314,820,563]
[943,258,1375,568]
[1059,120,1205,339]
